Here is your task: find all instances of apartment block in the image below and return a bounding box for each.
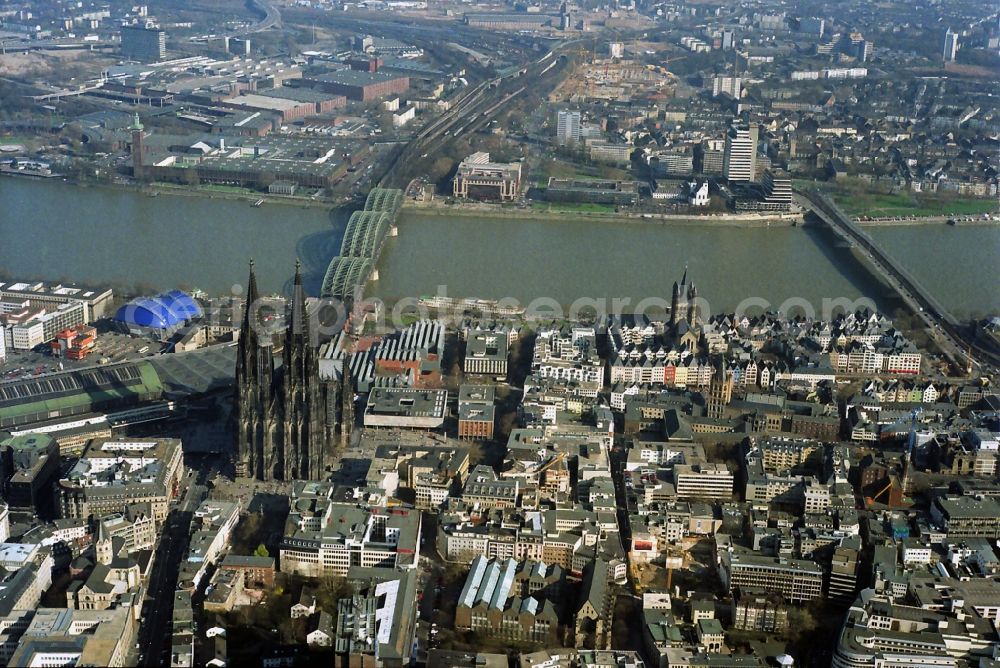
[721,552,824,602]
[57,437,183,523]
[674,463,734,500]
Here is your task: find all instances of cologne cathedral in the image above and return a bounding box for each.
[234,260,346,481]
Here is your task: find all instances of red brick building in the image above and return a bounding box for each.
[459,403,495,440]
[220,90,346,123]
[220,554,276,588]
[349,57,383,72]
[300,70,409,102]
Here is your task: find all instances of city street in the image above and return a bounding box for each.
[137,475,206,667]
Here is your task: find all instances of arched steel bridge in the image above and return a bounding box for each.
[321,187,403,300]
[365,187,402,213]
[341,211,394,258]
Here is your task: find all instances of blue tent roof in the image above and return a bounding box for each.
[161,290,202,320]
[115,290,202,330]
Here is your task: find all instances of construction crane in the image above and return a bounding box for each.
[866,407,924,508]
[866,477,894,507]
[630,561,643,593]
[574,38,598,65]
[907,407,923,457]
[535,452,565,474]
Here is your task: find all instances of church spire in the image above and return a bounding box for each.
[289,258,307,338]
[687,280,698,326]
[95,520,113,565]
[241,259,260,342]
[235,258,270,479]
[247,258,258,305]
[283,258,316,481]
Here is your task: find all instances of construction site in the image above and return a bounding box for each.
[551,56,676,103]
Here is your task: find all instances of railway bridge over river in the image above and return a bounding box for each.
[320,187,403,301]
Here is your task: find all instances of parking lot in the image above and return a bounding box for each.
[1,331,159,380]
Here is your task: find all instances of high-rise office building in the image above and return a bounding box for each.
[798,17,824,37]
[227,36,251,56]
[556,110,581,145]
[721,29,735,50]
[723,123,758,182]
[760,168,792,210]
[559,2,572,31]
[723,553,824,603]
[700,140,726,175]
[943,28,959,62]
[121,23,166,62]
[856,40,873,62]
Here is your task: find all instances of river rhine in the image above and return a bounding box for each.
[372,212,1000,320]
[1,178,997,319]
[0,177,346,297]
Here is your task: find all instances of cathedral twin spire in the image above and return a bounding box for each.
[235,259,328,482]
[241,257,307,342]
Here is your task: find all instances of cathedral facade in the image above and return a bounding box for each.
[669,267,704,354]
[234,261,342,481]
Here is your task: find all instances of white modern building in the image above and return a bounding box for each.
[943,28,958,62]
[557,110,581,145]
[674,463,734,500]
[723,123,758,182]
[280,504,421,578]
